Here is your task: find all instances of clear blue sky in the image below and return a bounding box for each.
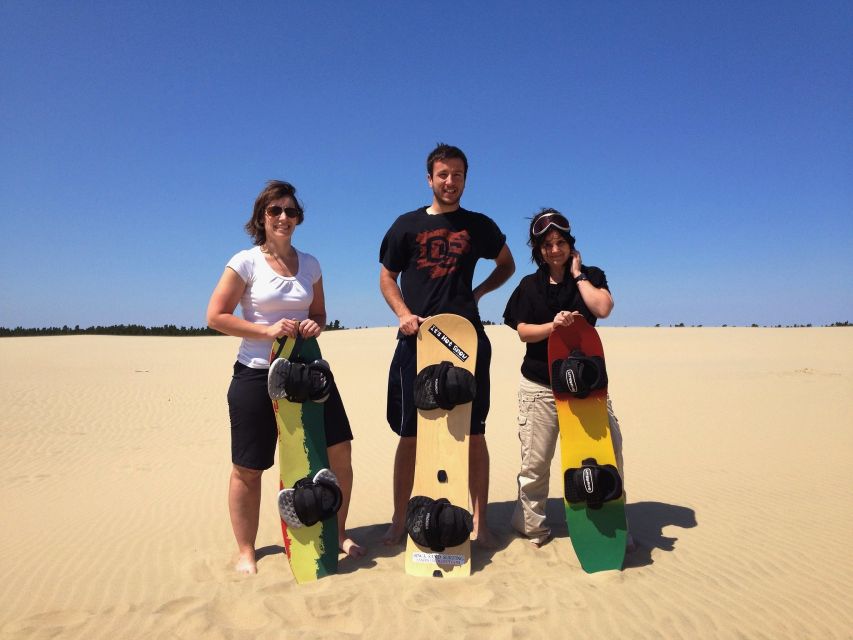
[2,1,851,328]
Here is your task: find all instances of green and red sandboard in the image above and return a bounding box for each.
[270,336,337,583]
[549,317,627,573]
[405,314,476,578]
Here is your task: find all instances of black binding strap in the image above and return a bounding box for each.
[290,333,305,361]
[272,332,304,362]
[272,337,287,362]
[551,349,608,398]
[269,333,332,403]
[278,469,342,528]
[414,361,477,410]
[292,473,342,526]
[305,359,333,402]
[564,458,623,509]
[271,358,333,403]
[405,496,473,551]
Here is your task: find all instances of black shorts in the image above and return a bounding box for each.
[386,332,491,438]
[227,362,353,470]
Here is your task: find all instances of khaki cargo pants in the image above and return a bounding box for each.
[511,376,625,545]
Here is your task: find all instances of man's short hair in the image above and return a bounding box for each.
[427,143,468,177]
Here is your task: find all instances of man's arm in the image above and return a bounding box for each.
[472,244,515,303]
[379,265,423,335]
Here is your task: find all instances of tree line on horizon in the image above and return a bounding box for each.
[0,320,350,337]
[659,321,850,328]
[1,319,848,337]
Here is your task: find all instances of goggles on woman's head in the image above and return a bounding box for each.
[532,212,571,236]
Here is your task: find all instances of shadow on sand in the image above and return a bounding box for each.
[622,500,698,568]
[479,498,697,571]
[256,544,285,562]
[261,499,696,575]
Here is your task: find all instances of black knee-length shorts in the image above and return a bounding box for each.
[227,362,353,470]
[386,332,491,438]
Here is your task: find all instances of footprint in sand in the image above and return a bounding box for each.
[6,473,52,487]
[303,589,357,617]
[208,597,270,631]
[183,558,217,583]
[257,581,291,596]
[1,609,91,636]
[401,583,493,613]
[264,586,366,635]
[153,596,205,616]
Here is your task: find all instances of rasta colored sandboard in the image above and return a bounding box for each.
[549,317,627,573]
[405,314,476,578]
[270,336,337,583]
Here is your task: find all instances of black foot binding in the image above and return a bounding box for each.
[414,361,476,410]
[551,349,608,398]
[278,469,343,527]
[405,496,473,551]
[564,458,622,510]
[268,357,334,403]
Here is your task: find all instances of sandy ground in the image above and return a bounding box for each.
[1,326,851,639]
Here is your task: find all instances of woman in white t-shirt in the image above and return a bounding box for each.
[207,180,363,574]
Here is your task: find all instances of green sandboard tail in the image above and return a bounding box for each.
[270,336,337,583]
[548,317,627,573]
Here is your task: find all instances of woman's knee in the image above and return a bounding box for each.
[327,440,352,468]
[232,464,263,484]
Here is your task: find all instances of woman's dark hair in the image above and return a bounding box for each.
[244,180,305,246]
[528,207,576,267]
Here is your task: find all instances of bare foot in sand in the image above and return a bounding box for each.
[381,523,406,546]
[235,551,257,575]
[472,528,499,549]
[340,537,366,558]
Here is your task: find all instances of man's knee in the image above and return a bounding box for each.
[397,436,417,453]
[469,433,488,456]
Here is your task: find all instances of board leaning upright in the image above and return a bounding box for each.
[549,317,627,572]
[404,314,478,577]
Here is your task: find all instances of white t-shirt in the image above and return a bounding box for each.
[226,246,322,368]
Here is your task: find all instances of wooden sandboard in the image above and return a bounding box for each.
[270,336,338,583]
[549,317,627,573]
[405,314,477,578]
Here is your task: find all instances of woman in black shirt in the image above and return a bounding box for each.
[503,208,629,548]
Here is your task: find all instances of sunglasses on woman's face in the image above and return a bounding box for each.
[532,212,571,236]
[265,205,300,219]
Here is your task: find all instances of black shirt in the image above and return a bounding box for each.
[380,207,506,334]
[503,265,610,385]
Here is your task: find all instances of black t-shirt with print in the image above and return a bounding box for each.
[503,265,610,385]
[380,207,506,333]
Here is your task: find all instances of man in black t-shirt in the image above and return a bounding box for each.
[378,143,515,547]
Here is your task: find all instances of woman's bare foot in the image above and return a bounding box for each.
[340,537,366,558]
[235,550,257,575]
[381,522,406,546]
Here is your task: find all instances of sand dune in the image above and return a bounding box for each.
[1,327,851,639]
